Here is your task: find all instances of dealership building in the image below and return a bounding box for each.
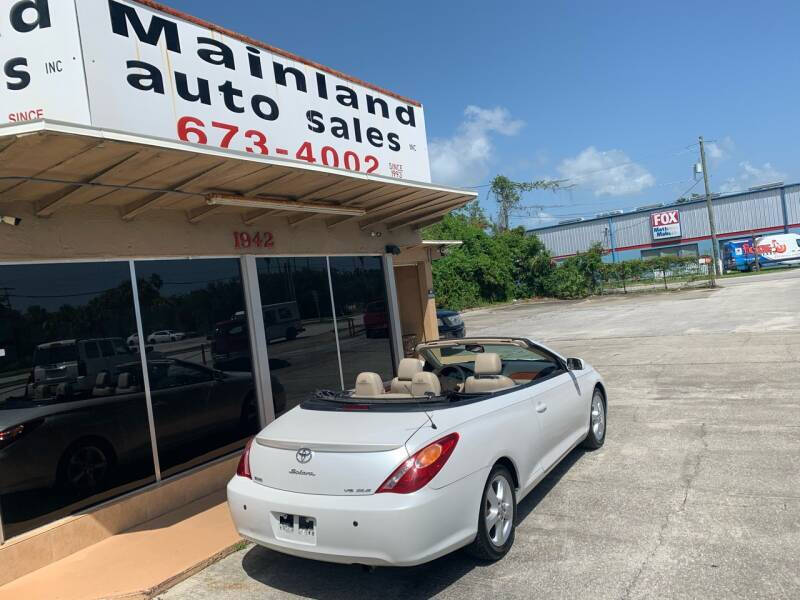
[0,0,474,583]
[529,182,800,264]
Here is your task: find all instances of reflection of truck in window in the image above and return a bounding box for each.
[214,302,305,364]
[29,338,135,399]
[261,302,304,342]
[723,233,800,272]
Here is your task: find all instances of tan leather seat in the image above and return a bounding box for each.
[116,372,141,394]
[463,353,516,394]
[354,372,384,397]
[92,371,115,397]
[411,372,441,397]
[389,358,424,394]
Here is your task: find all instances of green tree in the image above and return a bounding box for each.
[490,175,561,231]
[421,213,557,309]
[451,198,491,230]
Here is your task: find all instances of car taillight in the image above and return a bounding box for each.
[236,437,254,479]
[377,432,459,494]
[0,419,44,451]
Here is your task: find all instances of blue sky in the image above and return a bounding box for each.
[165,0,799,228]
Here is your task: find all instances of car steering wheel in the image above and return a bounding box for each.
[434,364,469,393]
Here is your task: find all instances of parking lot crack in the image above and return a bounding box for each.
[621,422,708,599]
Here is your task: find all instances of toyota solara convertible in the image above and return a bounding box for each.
[227,337,607,566]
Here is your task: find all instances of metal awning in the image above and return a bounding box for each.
[0,120,475,231]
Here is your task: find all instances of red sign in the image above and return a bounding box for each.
[650,210,680,226]
[650,210,681,240]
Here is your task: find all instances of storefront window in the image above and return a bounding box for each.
[133,259,258,478]
[0,254,398,540]
[0,262,155,539]
[329,256,395,385]
[256,258,340,412]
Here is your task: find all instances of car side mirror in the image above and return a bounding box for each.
[566,357,584,371]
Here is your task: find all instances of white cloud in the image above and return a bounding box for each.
[719,161,786,194]
[557,147,655,196]
[429,106,524,186]
[705,136,735,164]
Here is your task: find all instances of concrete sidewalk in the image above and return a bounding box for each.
[0,491,241,600]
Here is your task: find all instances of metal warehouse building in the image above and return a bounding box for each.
[529,182,800,265]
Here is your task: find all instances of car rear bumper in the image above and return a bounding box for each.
[227,470,484,566]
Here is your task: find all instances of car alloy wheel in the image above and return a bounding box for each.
[591,393,605,440]
[485,473,514,547]
[65,444,109,490]
[583,387,606,449]
[467,464,516,561]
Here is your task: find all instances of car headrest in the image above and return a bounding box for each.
[354,372,384,397]
[411,372,441,397]
[396,358,423,381]
[95,371,111,387]
[117,372,133,388]
[474,353,502,376]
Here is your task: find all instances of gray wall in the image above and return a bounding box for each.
[529,184,800,258]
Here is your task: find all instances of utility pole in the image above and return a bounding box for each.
[698,136,719,284]
[751,233,761,272]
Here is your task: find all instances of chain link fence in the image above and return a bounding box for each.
[596,256,714,295]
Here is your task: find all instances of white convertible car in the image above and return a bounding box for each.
[228,337,606,566]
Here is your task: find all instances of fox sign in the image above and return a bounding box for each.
[651,210,681,240]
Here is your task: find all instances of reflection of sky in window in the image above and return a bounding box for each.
[134,259,242,297]
[330,256,369,274]
[0,262,131,312]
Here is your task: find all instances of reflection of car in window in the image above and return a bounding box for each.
[146,331,178,344]
[0,358,258,498]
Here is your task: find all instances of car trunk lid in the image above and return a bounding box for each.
[249,407,429,495]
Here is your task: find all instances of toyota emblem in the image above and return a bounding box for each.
[296,448,313,464]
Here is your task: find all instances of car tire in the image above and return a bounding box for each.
[57,439,114,492]
[582,387,606,449]
[466,464,516,561]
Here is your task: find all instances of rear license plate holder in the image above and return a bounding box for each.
[272,512,317,545]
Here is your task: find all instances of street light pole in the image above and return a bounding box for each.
[699,136,720,284]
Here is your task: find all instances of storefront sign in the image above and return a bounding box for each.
[0,0,431,183]
[0,0,91,124]
[651,210,681,240]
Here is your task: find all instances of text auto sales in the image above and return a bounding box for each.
[110,3,416,153]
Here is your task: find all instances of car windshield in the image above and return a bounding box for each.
[420,343,550,369]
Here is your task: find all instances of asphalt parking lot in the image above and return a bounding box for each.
[159,269,800,600]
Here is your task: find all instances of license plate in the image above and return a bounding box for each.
[273,513,316,544]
